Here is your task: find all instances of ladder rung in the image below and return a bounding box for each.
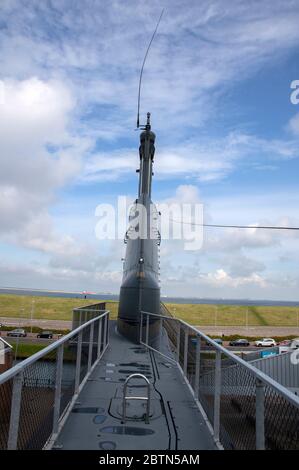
[125,396,149,400]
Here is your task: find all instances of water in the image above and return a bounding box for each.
[0,287,298,307]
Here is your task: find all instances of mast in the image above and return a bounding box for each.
[138,112,156,198]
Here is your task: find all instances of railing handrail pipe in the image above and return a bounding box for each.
[141,310,299,409]
[0,310,109,385]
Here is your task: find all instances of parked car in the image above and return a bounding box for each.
[255,338,276,347]
[229,339,250,347]
[7,328,27,337]
[213,338,223,345]
[278,339,292,346]
[37,331,53,339]
[279,338,299,353]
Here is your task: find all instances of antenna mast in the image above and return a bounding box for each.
[136,9,164,129]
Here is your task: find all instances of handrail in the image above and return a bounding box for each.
[0,310,109,385]
[141,311,299,409]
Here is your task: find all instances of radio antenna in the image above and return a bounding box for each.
[136,9,164,129]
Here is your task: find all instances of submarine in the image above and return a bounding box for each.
[117,112,161,343]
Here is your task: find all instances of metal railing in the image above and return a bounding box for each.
[0,309,109,450]
[140,311,299,450]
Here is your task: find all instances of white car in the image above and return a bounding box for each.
[255,338,276,347]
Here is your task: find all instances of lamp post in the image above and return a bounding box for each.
[15,307,24,363]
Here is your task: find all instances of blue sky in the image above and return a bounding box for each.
[0,0,299,300]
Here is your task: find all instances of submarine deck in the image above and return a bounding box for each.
[54,321,217,450]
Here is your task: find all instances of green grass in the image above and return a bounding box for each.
[11,342,45,359]
[0,293,298,327]
[0,294,118,321]
[9,340,81,360]
[164,302,299,327]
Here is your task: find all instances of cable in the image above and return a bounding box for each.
[169,218,299,231]
[136,9,164,128]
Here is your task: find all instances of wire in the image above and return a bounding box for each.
[136,9,164,128]
[169,218,299,231]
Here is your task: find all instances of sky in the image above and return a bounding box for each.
[0,0,299,301]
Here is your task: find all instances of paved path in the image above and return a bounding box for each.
[0,316,71,330]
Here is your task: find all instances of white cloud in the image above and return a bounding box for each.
[1,1,299,136]
[202,269,268,289]
[0,77,91,235]
[80,131,299,184]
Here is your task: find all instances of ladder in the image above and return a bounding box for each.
[122,373,151,424]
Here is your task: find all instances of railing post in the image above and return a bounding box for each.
[88,321,94,372]
[52,344,64,435]
[213,350,221,443]
[256,379,265,450]
[97,317,102,359]
[139,312,143,344]
[7,370,23,450]
[194,335,201,397]
[159,317,163,350]
[75,331,82,393]
[146,314,149,346]
[103,314,108,350]
[176,322,180,363]
[183,329,188,376]
[106,312,110,346]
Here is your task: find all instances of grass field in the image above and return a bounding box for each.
[10,342,45,359]
[165,302,299,326]
[0,293,298,327]
[0,293,118,321]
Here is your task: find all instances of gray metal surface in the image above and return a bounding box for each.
[251,350,299,391]
[54,321,216,450]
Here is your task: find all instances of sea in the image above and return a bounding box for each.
[0,287,298,307]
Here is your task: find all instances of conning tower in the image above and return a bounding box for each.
[117,113,161,343]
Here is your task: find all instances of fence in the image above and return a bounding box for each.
[0,309,109,450]
[140,311,299,450]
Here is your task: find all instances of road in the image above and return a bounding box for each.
[0,316,71,330]
[198,325,299,337]
[0,331,59,345]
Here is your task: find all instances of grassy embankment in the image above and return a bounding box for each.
[0,294,298,327]
[1,294,298,358]
[0,293,118,321]
[165,302,299,327]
